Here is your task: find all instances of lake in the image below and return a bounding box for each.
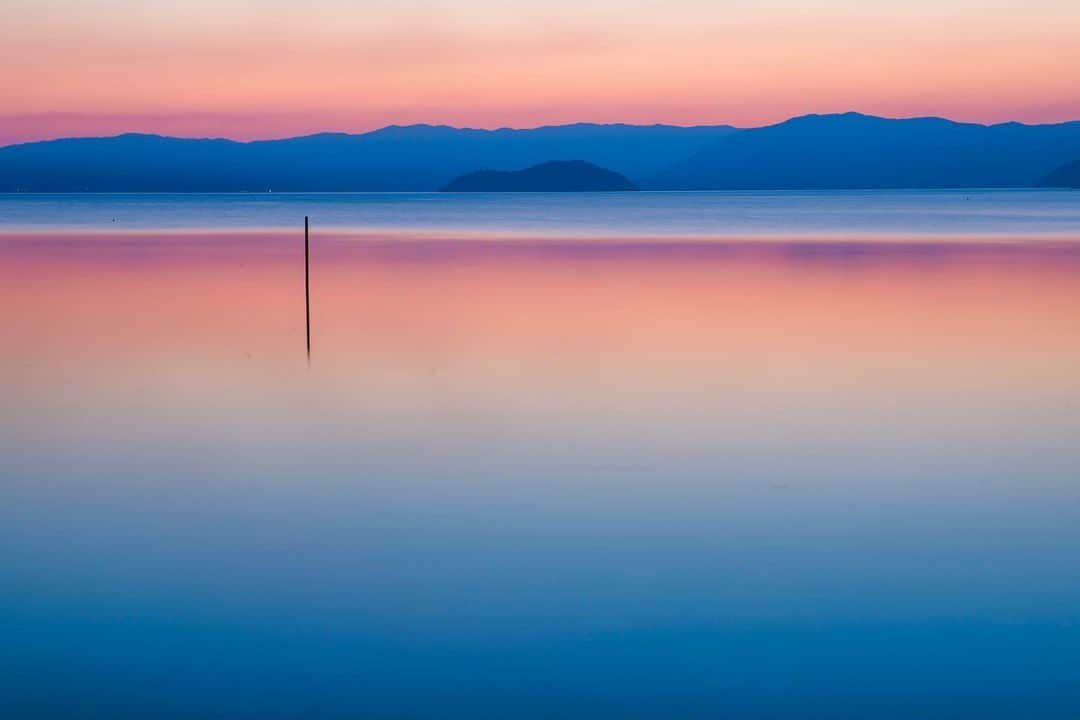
[2,190,1080,718]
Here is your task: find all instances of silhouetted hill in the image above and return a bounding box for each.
[0,124,734,192]
[1042,160,1080,188]
[646,112,1080,189]
[442,161,637,192]
[5,114,1080,191]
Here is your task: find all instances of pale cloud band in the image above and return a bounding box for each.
[1,0,1078,144]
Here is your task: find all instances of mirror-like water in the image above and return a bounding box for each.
[2,191,1080,718]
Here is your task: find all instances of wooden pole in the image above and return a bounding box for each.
[305,216,311,358]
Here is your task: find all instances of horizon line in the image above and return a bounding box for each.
[4,110,1080,149]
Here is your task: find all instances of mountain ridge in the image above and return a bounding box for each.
[11,113,1080,150]
[0,121,740,150]
[4,113,1080,192]
[0,123,736,192]
[647,112,1080,189]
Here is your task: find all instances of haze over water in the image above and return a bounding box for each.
[3,189,1080,237]
[3,190,1080,718]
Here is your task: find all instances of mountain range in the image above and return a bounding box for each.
[652,112,1080,189]
[0,124,732,192]
[1,113,1079,192]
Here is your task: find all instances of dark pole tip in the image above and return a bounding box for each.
[304,217,311,357]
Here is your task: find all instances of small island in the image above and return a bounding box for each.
[1042,159,1080,188]
[441,160,638,192]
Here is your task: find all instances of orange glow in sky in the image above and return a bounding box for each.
[1,0,1078,144]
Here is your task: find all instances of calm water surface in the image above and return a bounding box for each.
[2,191,1080,718]
[2,188,1079,236]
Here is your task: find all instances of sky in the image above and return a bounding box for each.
[1,0,1079,145]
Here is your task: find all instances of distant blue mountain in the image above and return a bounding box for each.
[646,112,1080,189]
[442,160,637,192]
[0,123,733,192]
[1042,159,1080,188]
[3,113,1080,192]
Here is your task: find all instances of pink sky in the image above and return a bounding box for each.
[2,0,1078,145]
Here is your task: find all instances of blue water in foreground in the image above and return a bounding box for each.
[1,188,1078,237]
[2,191,1080,718]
